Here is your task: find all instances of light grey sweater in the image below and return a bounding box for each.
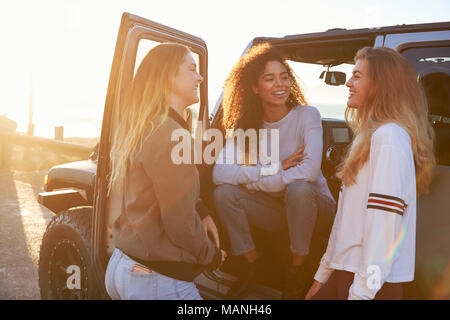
[213,105,334,201]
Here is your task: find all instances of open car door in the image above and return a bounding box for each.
[91,13,211,299]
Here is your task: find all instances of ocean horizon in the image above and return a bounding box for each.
[14,101,346,139]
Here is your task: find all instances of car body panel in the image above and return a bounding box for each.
[385,30,450,50]
[46,160,97,191]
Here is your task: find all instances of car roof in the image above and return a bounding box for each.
[252,21,450,66]
[257,21,450,44]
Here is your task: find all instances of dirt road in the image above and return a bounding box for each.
[0,169,53,299]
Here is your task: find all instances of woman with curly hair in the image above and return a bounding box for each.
[305,47,435,300]
[213,43,336,299]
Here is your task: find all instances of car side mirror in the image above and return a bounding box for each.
[320,71,346,86]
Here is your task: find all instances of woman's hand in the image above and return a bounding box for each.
[202,216,227,269]
[282,145,307,170]
[202,215,220,248]
[220,249,228,267]
[265,191,284,198]
[305,280,323,300]
[241,184,256,194]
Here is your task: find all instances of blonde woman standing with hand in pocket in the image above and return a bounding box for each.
[104,43,226,300]
[306,47,435,300]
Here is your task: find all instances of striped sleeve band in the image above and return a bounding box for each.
[367,193,407,215]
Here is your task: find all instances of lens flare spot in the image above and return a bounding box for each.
[385,223,407,262]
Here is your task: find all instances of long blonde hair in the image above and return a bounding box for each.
[108,43,190,194]
[337,47,435,194]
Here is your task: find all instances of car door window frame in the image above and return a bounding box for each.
[91,14,209,292]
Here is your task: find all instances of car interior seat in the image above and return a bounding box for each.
[405,69,450,299]
[420,69,450,166]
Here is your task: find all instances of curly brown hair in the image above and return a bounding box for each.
[221,42,308,135]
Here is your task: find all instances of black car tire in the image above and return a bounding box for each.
[38,206,100,299]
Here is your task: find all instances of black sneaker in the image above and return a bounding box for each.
[281,265,307,300]
[225,259,257,299]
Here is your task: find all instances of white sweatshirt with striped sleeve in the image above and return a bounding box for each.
[314,123,417,300]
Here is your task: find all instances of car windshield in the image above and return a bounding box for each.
[288,60,354,119]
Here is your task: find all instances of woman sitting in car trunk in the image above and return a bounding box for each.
[212,43,336,299]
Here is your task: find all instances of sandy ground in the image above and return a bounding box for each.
[0,169,53,300]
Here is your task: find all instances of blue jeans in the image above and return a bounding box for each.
[214,180,335,256]
[105,248,203,300]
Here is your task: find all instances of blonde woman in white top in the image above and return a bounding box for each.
[306,47,435,300]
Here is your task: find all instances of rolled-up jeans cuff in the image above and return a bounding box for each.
[290,245,310,256]
[230,244,256,256]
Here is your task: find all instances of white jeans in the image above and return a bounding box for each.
[105,248,203,300]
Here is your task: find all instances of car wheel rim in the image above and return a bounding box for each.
[48,239,88,300]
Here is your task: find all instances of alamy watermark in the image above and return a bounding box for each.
[66,265,81,290]
[366,265,382,291]
[171,122,280,175]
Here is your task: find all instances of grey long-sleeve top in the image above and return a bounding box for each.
[113,110,221,277]
[213,105,334,201]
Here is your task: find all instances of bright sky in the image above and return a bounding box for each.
[0,0,449,138]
